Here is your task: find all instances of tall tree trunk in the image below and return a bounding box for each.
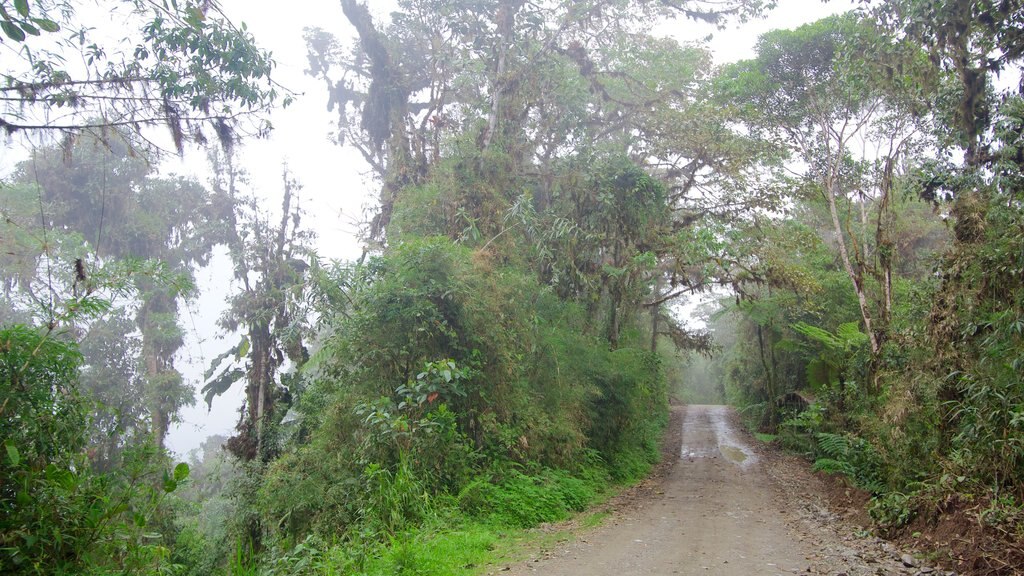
[340,0,414,241]
[483,2,523,148]
[875,157,896,341]
[756,324,777,429]
[145,350,167,449]
[826,176,880,356]
[650,275,664,353]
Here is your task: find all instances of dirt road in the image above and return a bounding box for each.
[503,405,937,576]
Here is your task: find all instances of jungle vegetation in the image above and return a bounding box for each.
[1,0,1023,574]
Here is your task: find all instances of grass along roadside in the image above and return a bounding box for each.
[283,411,680,576]
[273,466,649,576]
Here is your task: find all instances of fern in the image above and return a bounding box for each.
[813,432,886,494]
[816,432,851,459]
[779,403,824,431]
[812,457,855,476]
[835,322,870,347]
[791,322,842,349]
[790,322,869,391]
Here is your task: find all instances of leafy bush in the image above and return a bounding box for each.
[868,491,915,531]
[812,432,886,495]
[1,325,189,575]
[587,348,667,481]
[456,467,598,528]
[777,403,825,455]
[252,234,671,556]
[360,456,431,537]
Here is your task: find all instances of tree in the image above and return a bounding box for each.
[721,14,940,359]
[867,0,1024,166]
[0,0,287,152]
[77,311,148,469]
[310,0,768,241]
[1,129,221,448]
[308,0,776,360]
[201,153,314,463]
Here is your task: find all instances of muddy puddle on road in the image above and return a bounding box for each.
[719,444,749,464]
[680,405,759,469]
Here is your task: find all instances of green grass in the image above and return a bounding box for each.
[248,423,665,575]
[457,467,602,528]
[360,526,497,576]
[580,510,610,529]
[310,520,578,576]
[303,464,635,576]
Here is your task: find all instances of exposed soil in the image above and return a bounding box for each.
[893,494,1024,575]
[493,405,960,576]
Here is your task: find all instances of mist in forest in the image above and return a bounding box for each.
[3,0,1023,574]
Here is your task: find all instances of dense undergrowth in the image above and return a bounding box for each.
[168,232,669,574]
[704,9,1024,571]
[717,104,1024,568]
[5,1,1024,574]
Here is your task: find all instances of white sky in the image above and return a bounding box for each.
[0,1,848,457]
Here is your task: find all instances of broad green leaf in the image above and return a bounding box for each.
[32,17,57,32]
[19,22,39,36]
[14,0,29,17]
[5,441,20,466]
[173,462,190,482]
[2,20,26,42]
[204,347,235,380]
[162,470,177,493]
[201,367,244,408]
[236,335,250,359]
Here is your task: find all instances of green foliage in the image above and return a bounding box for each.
[359,456,431,538]
[0,0,59,42]
[0,325,84,465]
[587,348,667,481]
[790,321,869,390]
[246,230,671,565]
[868,491,915,531]
[354,526,498,576]
[257,436,361,541]
[356,359,470,452]
[457,467,599,528]
[777,403,825,454]
[1,0,284,150]
[812,432,886,495]
[0,324,189,575]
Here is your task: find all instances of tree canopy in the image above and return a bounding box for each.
[3,0,1024,574]
[0,0,287,152]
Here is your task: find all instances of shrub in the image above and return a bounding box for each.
[456,467,597,528]
[1,324,188,575]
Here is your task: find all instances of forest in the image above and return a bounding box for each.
[1,0,1022,574]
